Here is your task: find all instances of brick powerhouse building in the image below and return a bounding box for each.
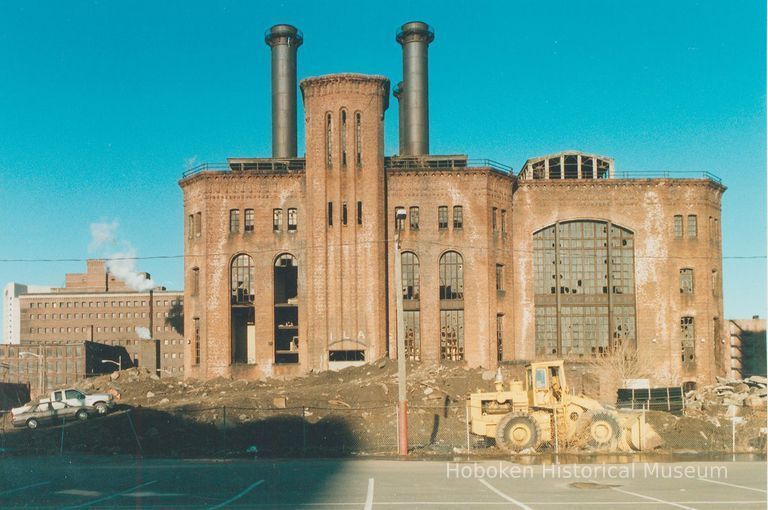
[180,23,726,386]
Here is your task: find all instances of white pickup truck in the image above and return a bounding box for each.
[12,388,116,416]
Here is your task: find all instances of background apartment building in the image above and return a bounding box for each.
[2,260,186,379]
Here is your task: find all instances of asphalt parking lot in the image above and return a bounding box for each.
[0,457,765,509]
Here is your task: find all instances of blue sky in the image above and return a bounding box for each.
[0,1,765,333]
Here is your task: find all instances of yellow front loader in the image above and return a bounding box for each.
[468,360,662,452]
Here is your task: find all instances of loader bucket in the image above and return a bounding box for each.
[623,412,663,451]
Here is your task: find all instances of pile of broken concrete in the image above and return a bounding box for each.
[685,375,767,412]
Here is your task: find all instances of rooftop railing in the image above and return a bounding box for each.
[612,170,722,184]
[182,158,306,178]
[384,155,512,174]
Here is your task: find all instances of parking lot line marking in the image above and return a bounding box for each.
[208,479,265,509]
[364,478,375,510]
[478,479,533,510]
[605,486,697,510]
[0,481,50,496]
[62,480,157,509]
[697,477,767,493]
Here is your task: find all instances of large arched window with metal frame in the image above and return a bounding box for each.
[230,253,255,364]
[402,251,420,361]
[274,253,299,364]
[533,220,636,357]
[439,251,464,361]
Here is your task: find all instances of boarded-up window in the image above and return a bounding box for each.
[680,268,694,294]
[687,215,697,239]
[673,215,684,239]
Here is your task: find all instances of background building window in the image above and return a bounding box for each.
[680,268,694,294]
[187,214,194,239]
[453,206,463,229]
[409,206,419,230]
[342,203,348,225]
[288,208,297,231]
[492,207,497,231]
[244,209,254,232]
[357,201,362,225]
[229,209,240,233]
[438,206,448,230]
[273,209,283,232]
[673,215,684,239]
[687,214,697,239]
[496,264,504,291]
[328,202,333,226]
[194,212,201,237]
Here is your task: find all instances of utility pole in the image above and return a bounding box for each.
[394,209,408,456]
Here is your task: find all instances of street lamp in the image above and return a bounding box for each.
[393,208,408,456]
[101,357,122,372]
[20,351,45,396]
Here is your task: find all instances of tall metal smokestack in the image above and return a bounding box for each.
[396,21,434,156]
[393,81,404,156]
[265,24,303,158]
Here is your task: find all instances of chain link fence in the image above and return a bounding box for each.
[0,401,765,458]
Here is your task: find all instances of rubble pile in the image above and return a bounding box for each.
[685,375,768,412]
[3,364,766,456]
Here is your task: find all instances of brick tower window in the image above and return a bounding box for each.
[340,109,347,167]
[355,112,362,167]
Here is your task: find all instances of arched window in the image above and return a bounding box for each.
[439,251,464,360]
[325,112,333,169]
[355,112,362,167]
[230,253,255,364]
[402,252,420,361]
[230,254,254,304]
[533,220,636,357]
[340,109,347,167]
[439,251,464,300]
[402,252,420,300]
[274,254,299,364]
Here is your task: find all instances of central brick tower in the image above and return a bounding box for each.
[300,74,391,368]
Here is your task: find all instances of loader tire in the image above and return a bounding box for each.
[495,412,541,453]
[586,411,622,450]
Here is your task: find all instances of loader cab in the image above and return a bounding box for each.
[525,360,567,407]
